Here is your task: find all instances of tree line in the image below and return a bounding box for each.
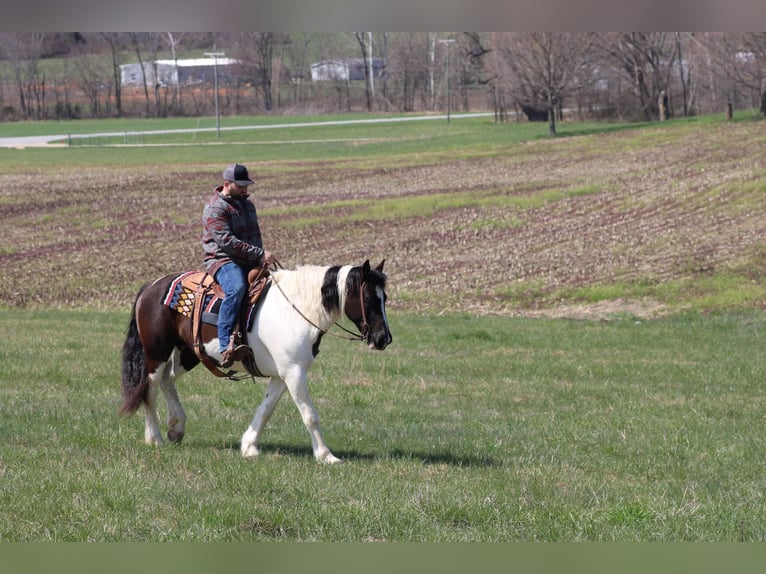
[1,32,764,133]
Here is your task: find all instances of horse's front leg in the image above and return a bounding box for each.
[160,384,185,443]
[241,377,286,458]
[160,349,188,443]
[284,368,342,464]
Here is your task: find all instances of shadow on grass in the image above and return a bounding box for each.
[211,440,502,468]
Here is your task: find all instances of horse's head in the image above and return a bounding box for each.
[345,259,392,350]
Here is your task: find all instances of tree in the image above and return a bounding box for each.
[276,33,315,109]
[385,32,429,112]
[73,45,110,117]
[709,32,766,115]
[354,32,374,111]
[99,33,126,116]
[600,33,678,120]
[165,32,187,114]
[497,32,596,135]
[227,32,276,112]
[0,32,47,119]
[129,32,152,116]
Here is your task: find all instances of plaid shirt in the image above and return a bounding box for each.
[202,187,264,271]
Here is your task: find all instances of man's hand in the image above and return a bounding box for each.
[262,250,275,267]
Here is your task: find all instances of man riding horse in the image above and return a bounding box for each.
[202,163,274,368]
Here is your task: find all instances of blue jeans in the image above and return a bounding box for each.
[214,262,247,353]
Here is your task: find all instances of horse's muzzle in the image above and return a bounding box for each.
[368,329,392,351]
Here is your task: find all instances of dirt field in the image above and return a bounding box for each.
[2,119,765,319]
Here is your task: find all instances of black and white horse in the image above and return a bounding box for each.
[120,260,392,464]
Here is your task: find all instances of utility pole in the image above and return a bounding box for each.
[204,51,225,138]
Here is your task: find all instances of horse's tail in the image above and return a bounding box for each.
[120,284,149,415]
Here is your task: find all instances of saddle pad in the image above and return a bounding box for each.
[162,271,259,329]
[162,271,208,319]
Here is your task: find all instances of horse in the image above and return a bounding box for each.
[120,259,392,464]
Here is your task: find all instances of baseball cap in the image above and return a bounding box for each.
[223,163,255,186]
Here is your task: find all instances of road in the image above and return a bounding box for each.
[0,112,494,148]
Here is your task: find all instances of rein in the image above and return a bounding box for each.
[271,274,369,343]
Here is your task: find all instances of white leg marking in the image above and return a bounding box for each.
[161,379,185,443]
[241,377,287,458]
[284,368,341,464]
[143,372,164,446]
[161,349,187,443]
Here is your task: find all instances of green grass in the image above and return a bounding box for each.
[0,111,759,173]
[268,186,564,227]
[0,113,681,168]
[2,308,766,541]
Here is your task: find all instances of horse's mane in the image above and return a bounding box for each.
[272,265,352,327]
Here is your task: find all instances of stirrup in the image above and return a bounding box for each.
[221,342,250,368]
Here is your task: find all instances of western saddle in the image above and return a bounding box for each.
[190,265,271,378]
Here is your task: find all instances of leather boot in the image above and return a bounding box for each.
[221,335,250,368]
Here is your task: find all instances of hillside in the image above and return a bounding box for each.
[1,117,765,318]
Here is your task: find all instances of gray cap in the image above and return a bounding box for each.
[223,163,255,186]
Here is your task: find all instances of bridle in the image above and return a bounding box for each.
[272,274,371,343]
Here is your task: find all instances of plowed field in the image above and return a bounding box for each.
[2,119,765,318]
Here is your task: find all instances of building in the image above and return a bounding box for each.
[310,58,385,82]
[119,58,239,87]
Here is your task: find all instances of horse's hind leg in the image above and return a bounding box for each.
[143,371,164,446]
[241,377,286,458]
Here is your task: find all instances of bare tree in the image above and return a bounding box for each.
[475,32,512,122]
[227,32,276,112]
[461,32,492,113]
[0,32,47,119]
[708,32,766,115]
[2,31,757,122]
[165,32,187,114]
[739,33,766,114]
[384,32,427,112]
[675,33,689,117]
[126,33,167,117]
[377,32,390,109]
[497,32,596,135]
[278,33,317,109]
[73,46,110,117]
[600,33,679,120]
[99,33,126,116]
[354,32,374,111]
[672,32,713,117]
[129,32,152,116]
[685,32,721,115]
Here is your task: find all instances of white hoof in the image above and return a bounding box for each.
[318,452,343,464]
[145,433,164,446]
[241,443,261,458]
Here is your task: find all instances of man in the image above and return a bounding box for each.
[202,163,274,367]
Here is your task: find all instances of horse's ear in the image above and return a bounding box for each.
[362,260,371,275]
[375,259,385,272]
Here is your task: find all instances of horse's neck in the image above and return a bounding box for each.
[274,265,350,329]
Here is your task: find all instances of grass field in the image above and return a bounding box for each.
[1,111,766,541]
[2,309,765,541]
